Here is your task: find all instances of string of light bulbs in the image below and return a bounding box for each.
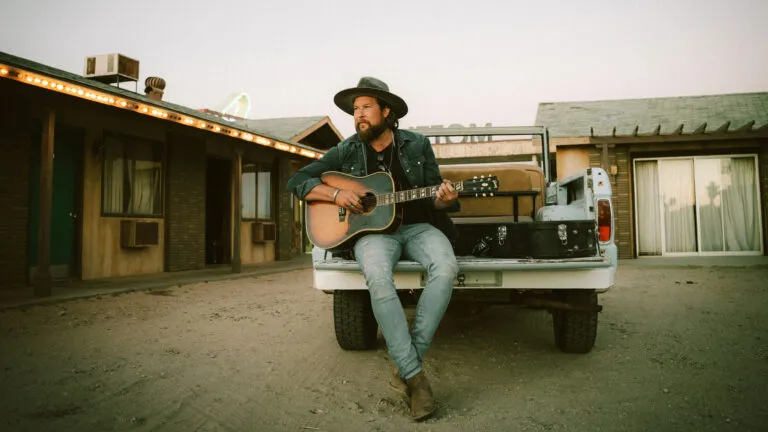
[0,63,322,160]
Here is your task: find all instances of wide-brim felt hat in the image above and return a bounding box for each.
[334,76,408,119]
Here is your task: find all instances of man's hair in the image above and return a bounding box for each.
[376,98,399,130]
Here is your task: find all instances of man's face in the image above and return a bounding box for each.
[353,96,390,142]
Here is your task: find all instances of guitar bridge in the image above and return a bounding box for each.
[338,206,346,222]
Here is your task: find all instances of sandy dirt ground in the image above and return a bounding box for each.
[1,263,767,432]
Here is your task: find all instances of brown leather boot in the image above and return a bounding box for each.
[406,371,437,421]
[388,367,409,397]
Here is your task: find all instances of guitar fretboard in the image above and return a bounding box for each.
[376,182,467,206]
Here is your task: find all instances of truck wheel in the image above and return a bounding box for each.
[552,290,598,354]
[333,291,378,350]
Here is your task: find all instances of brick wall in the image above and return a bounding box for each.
[0,105,31,289]
[164,133,206,272]
[275,158,294,260]
[587,144,633,259]
[612,146,632,259]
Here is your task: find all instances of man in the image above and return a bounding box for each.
[287,77,459,421]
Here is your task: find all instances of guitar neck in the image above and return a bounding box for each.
[376,182,465,206]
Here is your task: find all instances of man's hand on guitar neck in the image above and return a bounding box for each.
[434,179,458,210]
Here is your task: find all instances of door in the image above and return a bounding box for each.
[29,124,83,280]
[634,155,763,257]
[695,156,762,254]
[205,157,232,265]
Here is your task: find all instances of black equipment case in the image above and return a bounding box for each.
[452,219,599,259]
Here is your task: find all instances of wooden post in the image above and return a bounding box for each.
[231,149,243,273]
[33,110,55,297]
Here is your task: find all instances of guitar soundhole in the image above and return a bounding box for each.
[360,192,377,213]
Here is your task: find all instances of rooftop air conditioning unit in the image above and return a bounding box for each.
[83,53,139,85]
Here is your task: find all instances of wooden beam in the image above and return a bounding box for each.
[231,148,243,273]
[628,140,761,153]
[735,120,755,133]
[632,125,639,136]
[593,133,768,146]
[714,121,731,134]
[651,124,661,136]
[693,122,707,134]
[33,109,55,297]
[672,124,684,135]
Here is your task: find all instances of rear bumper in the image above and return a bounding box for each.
[313,256,616,291]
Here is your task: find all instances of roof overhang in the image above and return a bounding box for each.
[0,62,324,160]
[551,122,768,147]
[292,116,344,150]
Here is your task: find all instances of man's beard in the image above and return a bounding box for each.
[356,120,389,143]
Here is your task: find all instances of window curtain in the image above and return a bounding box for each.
[659,159,697,253]
[695,158,724,252]
[635,161,662,255]
[722,157,760,251]
[242,172,257,219]
[129,161,161,215]
[103,137,124,214]
[257,171,271,220]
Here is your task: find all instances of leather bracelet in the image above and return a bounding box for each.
[332,188,341,203]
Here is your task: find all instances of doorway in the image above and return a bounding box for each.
[205,157,232,265]
[633,154,763,256]
[28,123,84,281]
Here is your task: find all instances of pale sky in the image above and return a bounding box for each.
[1,0,766,138]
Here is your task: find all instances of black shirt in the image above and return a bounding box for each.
[365,141,432,226]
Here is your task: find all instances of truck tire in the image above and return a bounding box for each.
[333,291,378,350]
[552,290,598,354]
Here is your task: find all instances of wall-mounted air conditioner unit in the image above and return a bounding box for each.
[83,53,139,85]
[121,220,159,248]
[252,222,277,243]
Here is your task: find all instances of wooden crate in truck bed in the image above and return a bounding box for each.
[441,162,545,222]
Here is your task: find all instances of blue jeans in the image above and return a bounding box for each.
[353,223,459,380]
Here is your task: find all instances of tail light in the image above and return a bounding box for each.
[597,199,612,242]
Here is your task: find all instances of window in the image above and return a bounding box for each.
[102,134,163,217]
[242,165,272,220]
[634,155,763,256]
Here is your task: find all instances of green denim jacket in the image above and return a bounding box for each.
[287,129,460,239]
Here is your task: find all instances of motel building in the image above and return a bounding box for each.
[425,93,768,260]
[0,51,340,296]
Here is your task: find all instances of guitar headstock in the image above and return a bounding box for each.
[461,174,499,197]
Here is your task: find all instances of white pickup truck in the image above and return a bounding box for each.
[309,126,617,354]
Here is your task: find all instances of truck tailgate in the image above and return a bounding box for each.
[313,256,615,291]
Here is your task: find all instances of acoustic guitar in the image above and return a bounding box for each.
[305,171,499,251]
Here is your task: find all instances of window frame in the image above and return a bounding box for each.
[241,162,274,222]
[100,132,165,219]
